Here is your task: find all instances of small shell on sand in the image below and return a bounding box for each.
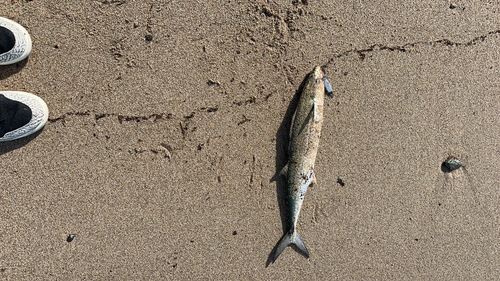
[443,156,463,172]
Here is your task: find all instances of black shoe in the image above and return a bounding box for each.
[0,91,48,142]
[0,17,32,65]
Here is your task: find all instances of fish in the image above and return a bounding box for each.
[271,66,328,263]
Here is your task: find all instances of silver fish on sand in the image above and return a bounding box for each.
[272,66,329,263]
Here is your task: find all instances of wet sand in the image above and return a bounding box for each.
[1,0,500,279]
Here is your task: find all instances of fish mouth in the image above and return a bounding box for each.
[313,66,325,79]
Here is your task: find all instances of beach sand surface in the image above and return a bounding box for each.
[1,0,500,279]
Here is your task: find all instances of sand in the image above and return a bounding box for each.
[1,0,500,279]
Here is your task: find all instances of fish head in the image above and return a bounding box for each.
[309,66,326,94]
[312,66,325,81]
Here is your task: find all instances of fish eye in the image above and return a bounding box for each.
[314,78,321,84]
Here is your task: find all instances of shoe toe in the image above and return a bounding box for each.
[0,17,32,66]
[0,91,48,142]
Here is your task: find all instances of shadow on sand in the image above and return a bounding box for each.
[0,58,29,80]
[0,127,44,156]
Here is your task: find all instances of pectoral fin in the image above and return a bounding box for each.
[280,164,288,177]
[270,164,288,182]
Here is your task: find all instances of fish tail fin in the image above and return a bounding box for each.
[293,232,309,258]
[271,231,309,263]
[272,233,292,262]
